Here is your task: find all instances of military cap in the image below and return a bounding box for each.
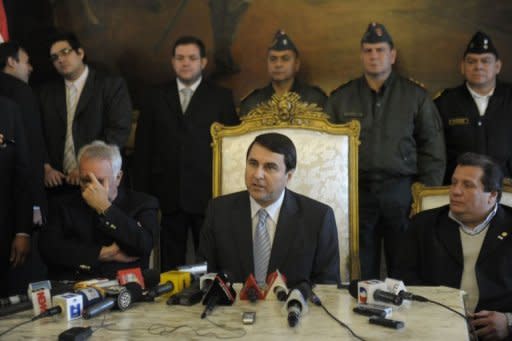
[464,31,498,58]
[361,22,394,47]
[269,29,298,55]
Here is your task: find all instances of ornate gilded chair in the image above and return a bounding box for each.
[411,181,512,215]
[211,93,361,280]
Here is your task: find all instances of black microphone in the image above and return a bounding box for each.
[285,282,310,327]
[201,273,236,319]
[347,280,403,305]
[144,282,174,301]
[32,305,62,320]
[398,290,429,302]
[83,298,116,319]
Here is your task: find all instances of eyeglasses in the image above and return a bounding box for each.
[49,48,74,62]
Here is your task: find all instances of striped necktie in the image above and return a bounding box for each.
[181,87,192,113]
[63,83,78,173]
[254,209,271,287]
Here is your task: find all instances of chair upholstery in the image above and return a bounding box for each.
[211,92,361,280]
[411,181,512,215]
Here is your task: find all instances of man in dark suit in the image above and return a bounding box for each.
[199,133,340,287]
[39,32,132,193]
[239,30,326,116]
[133,36,239,271]
[39,141,159,280]
[0,41,46,224]
[0,96,32,296]
[435,31,512,184]
[396,153,512,340]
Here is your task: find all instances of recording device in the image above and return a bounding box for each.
[283,282,310,327]
[58,326,93,341]
[242,311,256,325]
[52,293,83,320]
[369,316,405,329]
[167,282,204,306]
[265,270,288,301]
[353,303,391,318]
[82,297,116,319]
[239,274,264,302]
[348,280,403,306]
[201,273,236,319]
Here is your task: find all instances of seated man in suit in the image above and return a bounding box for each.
[199,133,340,287]
[396,152,512,340]
[40,141,159,280]
[239,30,327,116]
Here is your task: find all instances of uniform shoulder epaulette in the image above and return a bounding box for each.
[329,80,352,95]
[240,88,262,103]
[408,77,426,89]
[432,89,445,100]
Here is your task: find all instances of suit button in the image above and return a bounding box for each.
[478,121,482,126]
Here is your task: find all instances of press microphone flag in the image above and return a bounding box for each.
[265,270,288,301]
[240,274,264,302]
[201,273,236,319]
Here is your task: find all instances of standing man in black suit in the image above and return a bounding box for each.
[133,36,239,271]
[435,32,512,184]
[0,96,32,297]
[0,41,46,225]
[199,133,340,286]
[39,32,132,195]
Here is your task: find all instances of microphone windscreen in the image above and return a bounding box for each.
[292,282,312,301]
[142,269,161,289]
[124,282,143,302]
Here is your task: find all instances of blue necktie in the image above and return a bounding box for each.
[254,209,271,286]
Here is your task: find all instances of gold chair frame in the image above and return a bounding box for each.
[210,92,361,280]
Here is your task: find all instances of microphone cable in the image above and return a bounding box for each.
[310,291,366,341]
[0,306,62,338]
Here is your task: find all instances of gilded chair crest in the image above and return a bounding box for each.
[211,92,361,280]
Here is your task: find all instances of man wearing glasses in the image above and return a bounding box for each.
[39,32,132,195]
[39,141,159,280]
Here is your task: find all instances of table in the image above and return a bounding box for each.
[0,285,469,340]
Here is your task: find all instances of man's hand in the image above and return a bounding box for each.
[98,242,139,263]
[471,310,509,340]
[10,235,30,267]
[0,133,3,144]
[81,173,111,214]
[44,163,66,187]
[66,168,80,186]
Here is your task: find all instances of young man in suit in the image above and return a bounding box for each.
[39,141,159,280]
[0,41,46,225]
[40,32,132,192]
[0,96,32,296]
[396,153,512,340]
[133,36,239,271]
[198,133,340,287]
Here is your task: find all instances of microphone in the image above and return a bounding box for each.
[52,293,83,320]
[75,287,104,308]
[265,270,288,301]
[117,267,145,288]
[32,305,62,320]
[384,278,429,302]
[201,273,236,319]
[83,297,116,319]
[240,274,264,302]
[283,282,310,327]
[144,282,174,301]
[348,280,403,306]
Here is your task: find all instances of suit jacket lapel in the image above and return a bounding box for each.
[163,81,183,117]
[478,206,512,262]
[436,213,463,266]
[232,192,254,276]
[55,81,67,122]
[74,68,95,120]
[184,80,207,117]
[268,189,298,272]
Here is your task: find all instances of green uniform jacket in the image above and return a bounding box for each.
[326,72,445,185]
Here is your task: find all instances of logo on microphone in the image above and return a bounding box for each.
[359,287,368,304]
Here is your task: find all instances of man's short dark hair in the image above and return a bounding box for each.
[172,36,206,58]
[49,31,82,52]
[0,41,22,70]
[456,152,504,201]
[246,133,297,172]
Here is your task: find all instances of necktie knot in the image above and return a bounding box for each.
[258,208,269,222]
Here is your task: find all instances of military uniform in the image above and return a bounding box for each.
[435,82,512,183]
[239,80,327,116]
[326,71,446,279]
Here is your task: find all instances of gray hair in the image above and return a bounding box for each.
[77,140,122,175]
